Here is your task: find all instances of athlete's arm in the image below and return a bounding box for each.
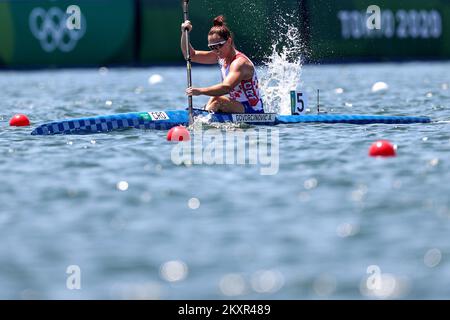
[181,21,218,65]
[190,50,219,64]
[186,58,253,96]
[222,59,253,91]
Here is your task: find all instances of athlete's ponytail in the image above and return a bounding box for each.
[213,15,226,27]
[209,15,232,41]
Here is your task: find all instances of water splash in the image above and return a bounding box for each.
[190,113,246,131]
[259,14,306,115]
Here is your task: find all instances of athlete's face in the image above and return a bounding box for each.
[208,34,230,58]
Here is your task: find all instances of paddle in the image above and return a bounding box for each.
[182,0,194,125]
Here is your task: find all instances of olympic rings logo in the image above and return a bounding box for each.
[29,7,87,53]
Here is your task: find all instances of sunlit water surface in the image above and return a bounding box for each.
[1,61,450,299]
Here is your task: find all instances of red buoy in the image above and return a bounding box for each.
[9,114,30,127]
[167,125,190,142]
[369,140,396,157]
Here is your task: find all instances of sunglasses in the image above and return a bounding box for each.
[208,40,227,51]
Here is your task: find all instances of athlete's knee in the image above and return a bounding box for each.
[210,96,222,105]
[206,97,221,108]
[205,102,220,112]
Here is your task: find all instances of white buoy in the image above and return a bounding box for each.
[148,74,163,85]
[99,67,109,75]
[371,81,389,93]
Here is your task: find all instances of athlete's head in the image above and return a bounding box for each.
[208,15,233,57]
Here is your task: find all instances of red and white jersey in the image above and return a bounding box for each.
[219,51,264,112]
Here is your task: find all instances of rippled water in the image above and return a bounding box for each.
[1,62,450,299]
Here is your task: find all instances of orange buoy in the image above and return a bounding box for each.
[369,140,396,157]
[167,125,190,142]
